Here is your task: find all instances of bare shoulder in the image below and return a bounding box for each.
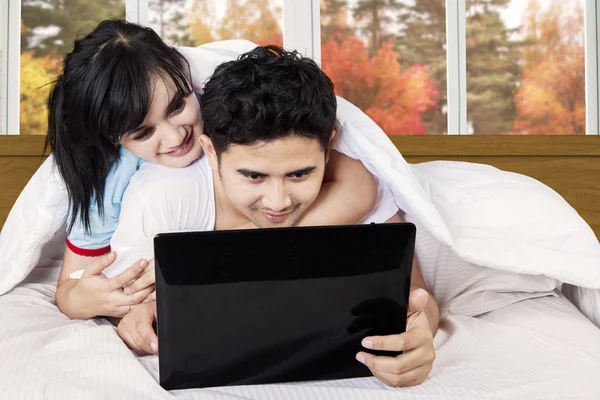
[385,211,403,224]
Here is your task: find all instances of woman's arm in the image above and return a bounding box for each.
[296,150,378,226]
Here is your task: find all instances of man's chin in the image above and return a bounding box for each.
[252,214,299,229]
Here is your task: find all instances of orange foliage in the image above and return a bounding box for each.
[257,33,283,47]
[513,0,585,135]
[20,51,61,135]
[321,32,438,135]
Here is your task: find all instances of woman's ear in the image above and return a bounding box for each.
[199,134,219,170]
[325,128,337,164]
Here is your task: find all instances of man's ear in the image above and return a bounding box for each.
[199,134,219,170]
[325,128,337,164]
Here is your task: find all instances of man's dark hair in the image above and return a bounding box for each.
[200,45,337,156]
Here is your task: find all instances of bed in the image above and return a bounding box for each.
[1,272,599,399]
[1,134,600,399]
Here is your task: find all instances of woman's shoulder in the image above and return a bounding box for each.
[125,155,213,204]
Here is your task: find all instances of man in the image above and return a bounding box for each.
[101,45,438,387]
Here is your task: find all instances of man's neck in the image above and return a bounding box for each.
[211,169,254,231]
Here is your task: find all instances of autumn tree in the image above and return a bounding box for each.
[321,32,439,135]
[20,0,125,134]
[513,0,585,135]
[188,0,217,45]
[395,0,447,134]
[465,0,520,135]
[215,0,281,44]
[20,52,60,135]
[21,0,125,57]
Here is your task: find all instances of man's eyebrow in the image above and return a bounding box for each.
[236,168,266,176]
[235,167,317,176]
[287,166,317,175]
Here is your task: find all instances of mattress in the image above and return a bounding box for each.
[0,266,599,400]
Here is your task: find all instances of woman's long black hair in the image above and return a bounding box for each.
[45,19,193,234]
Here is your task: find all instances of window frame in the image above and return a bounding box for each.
[587,0,600,134]
[0,0,7,134]
[4,0,20,135]
[2,0,599,135]
[446,0,467,135]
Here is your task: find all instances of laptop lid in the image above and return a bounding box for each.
[154,222,416,390]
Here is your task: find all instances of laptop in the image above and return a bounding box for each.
[154,222,416,390]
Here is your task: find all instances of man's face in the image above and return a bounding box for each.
[208,135,329,228]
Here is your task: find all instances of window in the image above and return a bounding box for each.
[320,0,447,135]
[3,0,599,135]
[19,0,126,135]
[148,0,283,47]
[466,0,587,135]
[0,1,7,134]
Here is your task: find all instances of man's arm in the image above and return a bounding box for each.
[385,212,439,335]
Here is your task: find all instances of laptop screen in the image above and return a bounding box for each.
[154,222,415,390]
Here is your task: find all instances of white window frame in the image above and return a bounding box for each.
[4,0,20,134]
[0,0,8,134]
[3,0,599,135]
[127,0,147,25]
[586,0,600,134]
[446,0,467,135]
[282,0,321,62]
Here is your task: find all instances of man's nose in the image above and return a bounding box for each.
[262,181,293,212]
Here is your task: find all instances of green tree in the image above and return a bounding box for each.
[149,0,195,46]
[353,0,401,50]
[21,0,125,57]
[394,0,447,134]
[321,0,352,40]
[465,0,520,134]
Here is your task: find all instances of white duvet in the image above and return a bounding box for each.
[1,40,600,399]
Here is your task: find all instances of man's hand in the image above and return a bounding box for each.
[63,253,154,319]
[117,300,159,356]
[356,288,435,387]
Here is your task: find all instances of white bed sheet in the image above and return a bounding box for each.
[1,267,599,400]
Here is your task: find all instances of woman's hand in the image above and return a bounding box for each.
[59,253,154,319]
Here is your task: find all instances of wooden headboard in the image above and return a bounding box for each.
[2,135,599,239]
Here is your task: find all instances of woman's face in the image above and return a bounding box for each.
[119,75,204,168]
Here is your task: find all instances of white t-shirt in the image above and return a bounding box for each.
[106,155,399,277]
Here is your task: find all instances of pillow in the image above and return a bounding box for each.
[0,156,69,295]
